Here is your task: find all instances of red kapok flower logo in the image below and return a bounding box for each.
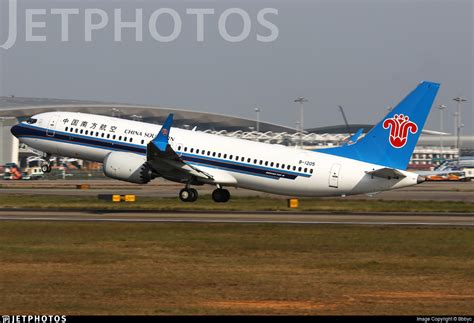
[382,114,418,148]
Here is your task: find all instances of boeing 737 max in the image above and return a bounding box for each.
[10,81,440,202]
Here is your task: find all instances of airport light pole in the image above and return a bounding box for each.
[452,97,467,155]
[437,104,446,161]
[254,107,261,132]
[453,111,459,153]
[295,121,301,147]
[294,97,308,147]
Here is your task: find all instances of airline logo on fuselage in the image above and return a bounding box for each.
[382,114,418,148]
[124,129,156,138]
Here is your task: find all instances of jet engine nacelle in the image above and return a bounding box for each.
[103,151,153,184]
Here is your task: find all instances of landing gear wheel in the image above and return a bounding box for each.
[179,188,198,202]
[41,164,52,173]
[188,188,198,202]
[212,188,230,203]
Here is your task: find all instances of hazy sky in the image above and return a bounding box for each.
[0,0,472,134]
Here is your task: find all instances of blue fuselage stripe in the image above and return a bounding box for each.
[14,124,311,180]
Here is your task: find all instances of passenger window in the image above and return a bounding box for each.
[65,127,69,132]
[241,157,245,162]
[304,168,307,173]
[270,162,274,167]
[276,163,279,168]
[298,167,302,172]
[265,161,268,166]
[254,159,257,164]
[75,128,78,133]
[287,165,291,170]
[223,154,227,159]
[141,139,144,144]
[212,152,216,157]
[218,153,221,158]
[113,135,116,140]
[259,160,263,165]
[101,133,105,138]
[190,148,194,153]
[130,138,133,142]
[310,169,314,174]
[80,129,84,134]
[293,166,296,171]
[247,158,251,163]
[178,146,181,150]
[184,147,187,152]
[207,151,211,156]
[229,155,233,160]
[96,132,99,137]
[107,134,110,139]
[196,149,200,154]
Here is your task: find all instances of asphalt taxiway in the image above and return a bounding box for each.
[0,209,473,227]
[1,180,473,201]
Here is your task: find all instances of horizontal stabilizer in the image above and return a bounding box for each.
[365,167,406,179]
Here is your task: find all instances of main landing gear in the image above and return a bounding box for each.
[212,188,230,203]
[177,187,231,203]
[179,187,198,202]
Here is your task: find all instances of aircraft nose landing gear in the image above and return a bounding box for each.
[41,163,52,173]
[212,188,230,203]
[179,188,198,202]
[39,154,53,173]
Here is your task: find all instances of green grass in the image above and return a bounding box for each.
[1,194,474,212]
[0,222,473,314]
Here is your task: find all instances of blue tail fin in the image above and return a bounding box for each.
[152,113,173,152]
[319,81,440,170]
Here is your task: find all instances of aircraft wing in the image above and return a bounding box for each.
[365,167,406,179]
[146,114,237,185]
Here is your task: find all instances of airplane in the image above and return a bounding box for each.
[10,81,440,203]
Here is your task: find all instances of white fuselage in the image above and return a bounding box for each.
[14,112,420,197]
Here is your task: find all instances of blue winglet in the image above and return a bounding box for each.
[344,128,364,146]
[152,114,174,152]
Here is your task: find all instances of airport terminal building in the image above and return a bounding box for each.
[1,96,472,170]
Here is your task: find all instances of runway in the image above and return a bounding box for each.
[0,209,473,227]
[1,180,473,201]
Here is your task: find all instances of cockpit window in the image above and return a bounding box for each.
[26,118,38,124]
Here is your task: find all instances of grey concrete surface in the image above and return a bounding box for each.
[0,209,472,227]
[0,179,473,201]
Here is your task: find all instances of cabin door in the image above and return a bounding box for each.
[329,163,341,188]
[46,115,59,137]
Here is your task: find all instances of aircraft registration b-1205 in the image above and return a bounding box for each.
[11,81,440,203]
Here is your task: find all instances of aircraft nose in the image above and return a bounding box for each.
[10,124,20,137]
